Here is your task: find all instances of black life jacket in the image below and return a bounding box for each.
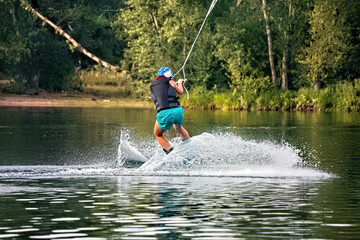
[150,78,180,112]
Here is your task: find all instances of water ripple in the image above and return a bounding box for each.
[0,174,357,239]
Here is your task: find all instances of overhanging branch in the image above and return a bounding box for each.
[30,7,119,71]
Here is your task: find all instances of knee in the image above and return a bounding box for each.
[154,128,164,137]
[154,130,160,137]
[174,125,182,133]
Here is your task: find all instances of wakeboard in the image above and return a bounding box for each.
[117,133,214,168]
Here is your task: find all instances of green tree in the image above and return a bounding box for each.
[114,0,210,82]
[178,0,230,90]
[261,0,277,85]
[0,0,27,78]
[215,0,269,95]
[1,0,127,91]
[302,0,354,90]
[270,0,309,90]
[30,0,126,67]
[0,0,77,90]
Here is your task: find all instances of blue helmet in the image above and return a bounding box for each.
[158,67,173,78]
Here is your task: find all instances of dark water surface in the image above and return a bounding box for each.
[0,107,359,239]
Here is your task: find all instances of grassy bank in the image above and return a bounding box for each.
[77,69,360,111]
[78,68,149,99]
[2,69,359,111]
[180,80,360,111]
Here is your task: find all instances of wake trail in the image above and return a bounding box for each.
[117,131,332,179]
[0,131,332,179]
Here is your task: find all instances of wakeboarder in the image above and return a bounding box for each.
[150,67,190,154]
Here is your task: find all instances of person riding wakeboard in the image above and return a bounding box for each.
[150,67,190,154]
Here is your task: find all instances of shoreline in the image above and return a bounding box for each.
[0,93,153,108]
[1,93,358,112]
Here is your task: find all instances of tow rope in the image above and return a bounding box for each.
[173,0,218,99]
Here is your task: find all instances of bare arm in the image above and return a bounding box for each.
[169,79,186,95]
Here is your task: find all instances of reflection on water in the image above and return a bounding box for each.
[0,107,360,239]
[0,176,359,239]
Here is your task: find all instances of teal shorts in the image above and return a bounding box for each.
[156,107,184,130]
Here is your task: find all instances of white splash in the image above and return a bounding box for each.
[117,131,332,179]
[0,131,332,179]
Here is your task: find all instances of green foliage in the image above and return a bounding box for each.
[213,92,240,110]
[78,68,134,98]
[294,88,318,110]
[180,86,215,110]
[0,0,27,76]
[333,81,360,111]
[214,2,267,92]
[314,81,360,111]
[113,0,208,81]
[301,0,357,87]
[112,0,358,94]
[34,0,126,66]
[317,87,334,110]
[179,81,360,112]
[180,86,242,110]
[270,0,309,89]
[2,82,27,94]
[32,39,77,91]
[256,88,290,110]
[0,0,125,92]
[0,0,359,112]
[187,30,229,90]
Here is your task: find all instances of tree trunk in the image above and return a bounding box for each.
[314,80,321,91]
[30,7,118,71]
[281,45,289,90]
[149,12,161,47]
[33,71,40,89]
[262,0,277,85]
[10,6,20,36]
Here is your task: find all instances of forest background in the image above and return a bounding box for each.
[1,0,359,111]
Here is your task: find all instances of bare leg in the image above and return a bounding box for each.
[174,124,190,141]
[154,121,172,151]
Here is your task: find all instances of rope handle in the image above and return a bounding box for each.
[182,68,189,99]
[183,81,189,100]
[178,78,189,100]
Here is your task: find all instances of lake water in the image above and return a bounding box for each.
[0,107,359,239]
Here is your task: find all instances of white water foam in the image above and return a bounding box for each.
[0,132,332,179]
[117,131,332,179]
